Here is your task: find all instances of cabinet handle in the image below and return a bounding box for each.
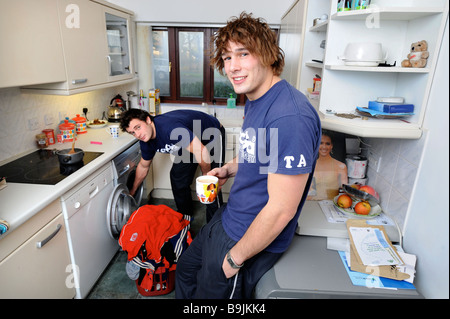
[106,55,112,76]
[36,224,62,249]
[72,78,87,85]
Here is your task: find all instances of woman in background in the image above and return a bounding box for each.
[308,131,348,200]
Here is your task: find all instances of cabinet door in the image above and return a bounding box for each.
[0,0,66,88]
[0,214,75,299]
[58,0,108,89]
[103,7,134,82]
[152,153,174,190]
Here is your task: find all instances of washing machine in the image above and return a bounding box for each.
[107,141,145,239]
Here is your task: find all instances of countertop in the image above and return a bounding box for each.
[0,126,137,239]
[0,116,244,240]
[255,235,422,298]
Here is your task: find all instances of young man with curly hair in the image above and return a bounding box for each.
[175,12,321,299]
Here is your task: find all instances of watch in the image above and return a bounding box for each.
[226,251,244,269]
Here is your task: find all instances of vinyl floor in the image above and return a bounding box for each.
[87,196,207,299]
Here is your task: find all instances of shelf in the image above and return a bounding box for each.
[319,111,422,139]
[324,65,430,73]
[309,20,328,32]
[305,61,324,69]
[331,6,444,21]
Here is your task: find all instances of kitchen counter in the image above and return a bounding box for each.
[254,235,422,298]
[0,126,137,239]
[0,115,243,240]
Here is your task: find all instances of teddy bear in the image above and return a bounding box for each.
[401,40,429,68]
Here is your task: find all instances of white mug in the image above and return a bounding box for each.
[196,175,219,204]
[106,124,120,138]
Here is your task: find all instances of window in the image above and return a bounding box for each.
[152,27,243,105]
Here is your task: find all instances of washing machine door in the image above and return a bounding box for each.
[127,169,144,206]
[107,184,138,239]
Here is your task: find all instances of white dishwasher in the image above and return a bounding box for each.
[61,162,118,299]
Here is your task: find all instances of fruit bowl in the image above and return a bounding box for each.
[342,184,380,206]
[333,195,382,219]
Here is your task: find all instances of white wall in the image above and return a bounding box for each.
[402,18,449,299]
[107,0,295,25]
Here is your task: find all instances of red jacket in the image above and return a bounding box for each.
[119,204,191,264]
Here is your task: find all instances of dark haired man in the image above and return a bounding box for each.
[120,108,225,222]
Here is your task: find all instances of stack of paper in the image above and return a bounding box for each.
[339,219,417,289]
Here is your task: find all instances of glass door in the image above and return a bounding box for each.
[105,10,131,79]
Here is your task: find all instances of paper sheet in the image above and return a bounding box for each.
[338,251,416,290]
[349,226,403,266]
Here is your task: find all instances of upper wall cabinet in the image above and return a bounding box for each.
[0,0,66,88]
[282,0,448,139]
[20,0,136,95]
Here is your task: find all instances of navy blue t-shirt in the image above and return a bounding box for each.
[222,80,321,253]
[140,110,221,161]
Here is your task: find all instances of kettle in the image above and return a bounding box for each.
[107,94,126,122]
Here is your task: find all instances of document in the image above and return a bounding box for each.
[348,226,403,266]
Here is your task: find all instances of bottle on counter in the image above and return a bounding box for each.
[227,93,236,108]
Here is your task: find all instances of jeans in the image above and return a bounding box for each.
[175,206,282,299]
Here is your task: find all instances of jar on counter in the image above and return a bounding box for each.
[35,133,48,148]
[58,120,76,142]
[42,128,55,145]
[72,114,87,134]
[58,117,77,136]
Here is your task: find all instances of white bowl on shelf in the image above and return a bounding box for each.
[338,42,388,65]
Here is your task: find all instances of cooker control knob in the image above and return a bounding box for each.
[74,202,81,209]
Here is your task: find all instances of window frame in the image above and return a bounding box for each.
[153,26,279,106]
[153,26,245,106]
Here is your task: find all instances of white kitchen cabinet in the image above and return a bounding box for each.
[0,0,66,88]
[282,0,448,139]
[104,7,133,81]
[279,0,307,88]
[0,200,75,299]
[21,0,136,95]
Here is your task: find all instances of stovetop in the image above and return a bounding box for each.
[0,149,103,185]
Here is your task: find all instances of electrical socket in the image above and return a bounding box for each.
[368,150,382,172]
[44,114,54,125]
[27,117,39,131]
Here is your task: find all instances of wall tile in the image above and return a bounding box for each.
[362,133,425,232]
[0,84,136,163]
[394,156,418,200]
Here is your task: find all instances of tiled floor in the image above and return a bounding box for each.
[87,197,207,299]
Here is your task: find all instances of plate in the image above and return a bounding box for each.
[333,195,382,219]
[87,120,107,128]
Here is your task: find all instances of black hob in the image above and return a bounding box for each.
[0,149,103,185]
